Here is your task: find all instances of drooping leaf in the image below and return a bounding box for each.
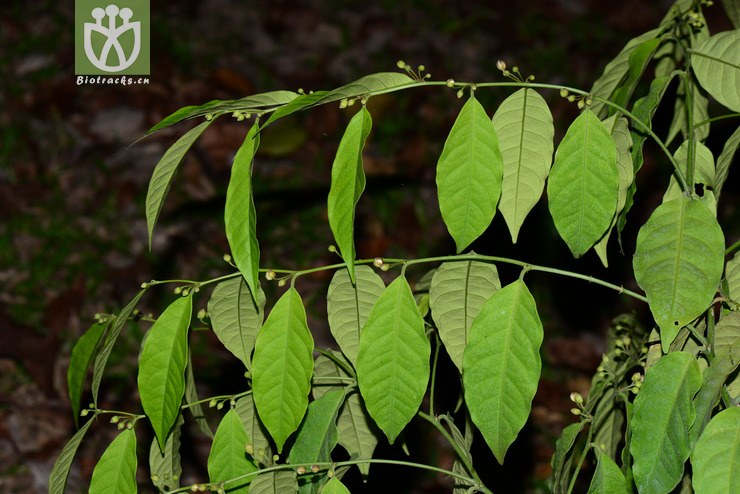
[88,429,138,494]
[235,394,273,466]
[320,477,351,494]
[692,30,740,113]
[429,260,501,372]
[550,421,586,493]
[149,413,183,491]
[146,120,212,248]
[248,471,298,494]
[662,140,716,212]
[326,266,385,367]
[48,416,95,494]
[208,408,258,493]
[491,88,554,242]
[690,354,739,447]
[633,197,724,350]
[715,125,740,199]
[691,407,740,494]
[436,96,504,252]
[609,37,662,111]
[262,91,329,128]
[67,321,107,425]
[327,107,372,283]
[357,276,430,444]
[726,252,740,304]
[138,296,192,450]
[630,352,701,494]
[463,279,543,463]
[592,390,626,461]
[547,109,618,258]
[252,288,314,453]
[312,72,415,106]
[723,0,740,28]
[226,124,262,302]
[208,276,266,371]
[185,353,214,438]
[587,450,628,494]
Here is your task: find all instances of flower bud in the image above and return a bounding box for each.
[396,60,406,69]
[560,88,569,97]
[569,392,583,405]
[174,286,182,294]
[373,257,384,267]
[197,309,206,319]
[296,466,307,475]
[571,408,581,416]
[311,465,320,473]
[577,99,585,109]
[265,270,276,281]
[456,89,464,99]
[223,254,232,263]
[496,60,506,71]
[446,79,455,87]
[278,279,286,287]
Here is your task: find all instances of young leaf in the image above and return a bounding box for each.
[320,477,351,494]
[312,72,415,106]
[491,88,554,242]
[146,120,212,248]
[67,321,107,425]
[726,252,740,303]
[185,354,214,438]
[547,109,618,258]
[633,197,724,350]
[463,279,543,463]
[208,276,266,371]
[248,471,298,494]
[549,421,586,493]
[691,407,740,494]
[138,296,192,450]
[692,30,740,113]
[326,265,385,367]
[252,288,314,453]
[429,260,501,372]
[715,125,740,199]
[357,276,430,444]
[630,352,701,494]
[587,450,628,494]
[327,107,372,283]
[262,91,329,128]
[235,394,273,466]
[149,414,183,492]
[288,389,344,465]
[88,429,138,494]
[48,416,95,494]
[208,408,258,493]
[436,96,504,252]
[226,124,262,302]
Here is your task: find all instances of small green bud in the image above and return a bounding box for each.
[296,466,307,475]
[512,66,519,73]
[205,114,214,121]
[339,99,348,109]
[182,289,190,297]
[327,468,335,478]
[311,465,320,473]
[446,79,455,87]
[571,408,581,416]
[197,309,206,320]
[110,415,120,423]
[126,422,133,430]
[577,99,585,109]
[174,286,182,294]
[81,409,89,417]
[297,88,304,94]
[373,257,384,268]
[216,401,224,410]
[117,422,125,430]
[396,60,406,69]
[585,97,593,106]
[328,245,337,253]
[209,399,218,408]
[278,279,286,287]
[560,88,569,97]
[418,65,425,72]
[265,270,276,281]
[246,443,254,455]
[380,264,390,272]
[223,254,232,263]
[567,95,576,102]
[191,485,199,492]
[347,98,355,106]
[496,60,506,71]
[272,454,279,462]
[569,392,583,405]
[140,282,149,289]
[456,89,464,99]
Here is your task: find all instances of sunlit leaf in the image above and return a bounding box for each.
[692,30,740,113]
[587,450,628,494]
[208,408,258,493]
[248,471,298,494]
[149,414,183,492]
[48,416,95,494]
[67,321,107,426]
[89,429,137,494]
[691,407,740,494]
[715,125,740,200]
[313,72,415,106]
[235,394,273,466]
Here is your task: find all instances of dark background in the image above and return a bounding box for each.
[0,1,737,492]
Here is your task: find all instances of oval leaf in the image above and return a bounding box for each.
[67,321,107,425]
[288,389,344,465]
[149,414,183,491]
[630,352,701,494]
[252,288,314,453]
[691,407,740,494]
[208,276,266,371]
[357,276,430,444]
[550,421,587,492]
[692,30,740,113]
[89,429,138,494]
[547,109,618,258]
[491,88,554,242]
[633,197,724,350]
[429,260,501,373]
[48,416,95,494]
[208,408,258,493]
[327,107,372,283]
[313,72,415,106]
[248,471,298,494]
[587,451,628,494]
[138,296,192,450]
[463,279,543,463]
[436,96,504,252]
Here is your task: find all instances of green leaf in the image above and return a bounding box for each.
[67,321,107,425]
[208,276,266,371]
[436,96,504,252]
[89,429,138,494]
[146,120,212,248]
[491,88,554,242]
[690,353,739,447]
[633,197,724,350]
[662,140,716,212]
[138,296,192,450]
[185,353,214,438]
[226,124,262,302]
[429,260,501,372]
[149,413,183,491]
[249,471,298,494]
[327,266,385,367]
[92,289,145,404]
[327,107,372,283]
[208,408,258,493]
[312,72,415,106]
[691,407,740,494]
[715,125,740,199]
[550,422,586,492]
[726,252,740,304]
[252,288,314,453]
[610,37,662,111]
[630,352,701,494]
[320,477,351,494]
[692,30,740,113]
[667,76,710,146]
[591,390,625,461]
[262,91,329,128]
[48,416,95,494]
[723,0,740,28]
[587,450,628,494]
[547,109,618,258]
[463,279,543,463]
[235,394,273,466]
[715,311,740,360]
[357,276,430,444]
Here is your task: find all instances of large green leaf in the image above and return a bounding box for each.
[146,120,212,248]
[429,260,501,373]
[327,107,372,283]
[436,96,504,252]
[326,266,385,367]
[633,197,724,350]
[692,30,740,113]
[715,125,740,200]
[208,408,258,493]
[463,279,543,463]
[138,296,192,450]
[491,88,554,242]
[226,124,262,302]
[357,276,430,444]
[252,288,314,453]
[208,276,266,371]
[88,429,138,494]
[149,414,183,491]
[48,416,95,494]
[691,407,740,494]
[312,72,415,106]
[235,394,273,466]
[550,421,586,492]
[630,352,701,494]
[67,321,107,425]
[248,471,298,494]
[547,109,618,258]
[726,252,740,304]
[587,451,628,494]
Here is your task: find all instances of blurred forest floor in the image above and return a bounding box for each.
[0,1,737,493]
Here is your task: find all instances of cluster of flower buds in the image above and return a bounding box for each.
[559,88,592,109]
[396,60,432,82]
[497,60,536,83]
